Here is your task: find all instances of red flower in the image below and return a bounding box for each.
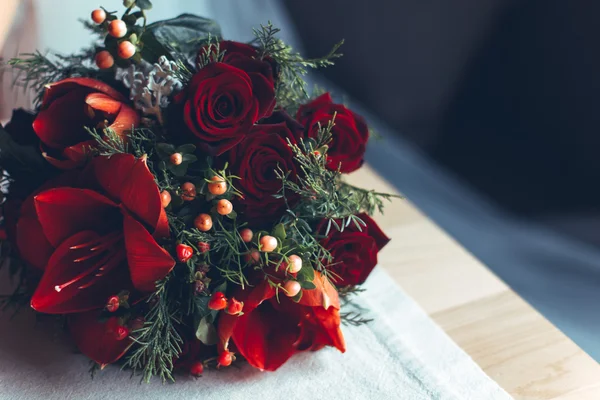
[32,78,139,169]
[318,213,389,286]
[225,114,300,225]
[15,154,174,365]
[297,93,369,173]
[176,42,276,155]
[217,271,345,371]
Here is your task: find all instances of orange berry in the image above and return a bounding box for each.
[284,280,301,297]
[108,19,127,38]
[181,182,196,201]
[259,235,277,252]
[91,9,106,24]
[216,199,233,216]
[95,51,114,69]
[170,152,183,165]
[160,190,171,208]
[207,175,227,195]
[194,213,213,232]
[117,41,136,59]
[287,255,303,273]
[245,250,260,264]
[240,228,253,243]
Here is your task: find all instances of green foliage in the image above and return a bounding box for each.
[6,50,103,105]
[253,22,343,110]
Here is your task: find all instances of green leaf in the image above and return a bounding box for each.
[194,295,211,321]
[182,154,197,163]
[271,223,286,241]
[291,290,303,303]
[135,0,153,10]
[213,281,227,295]
[141,14,222,62]
[195,315,217,345]
[155,143,176,158]
[296,265,315,283]
[176,144,196,154]
[167,163,188,177]
[226,210,237,220]
[300,281,316,290]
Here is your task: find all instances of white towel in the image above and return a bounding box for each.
[0,267,512,400]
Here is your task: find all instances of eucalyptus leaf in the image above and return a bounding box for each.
[297,265,315,283]
[226,210,237,220]
[135,0,153,10]
[300,281,317,290]
[271,223,286,241]
[141,14,222,62]
[195,315,218,345]
[182,154,198,163]
[194,295,211,321]
[176,144,196,154]
[213,281,227,295]
[155,143,176,158]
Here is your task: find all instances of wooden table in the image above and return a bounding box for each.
[347,165,600,400]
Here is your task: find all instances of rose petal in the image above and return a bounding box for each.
[123,213,175,292]
[69,311,132,366]
[34,188,119,248]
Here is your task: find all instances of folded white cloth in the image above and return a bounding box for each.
[0,267,512,400]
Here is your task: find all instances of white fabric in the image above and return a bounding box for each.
[0,267,512,400]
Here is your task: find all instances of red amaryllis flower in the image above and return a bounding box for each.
[224,113,300,225]
[14,154,174,364]
[32,78,139,169]
[176,42,276,155]
[297,93,369,173]
[318,213,389,286]
[217,271,345,371]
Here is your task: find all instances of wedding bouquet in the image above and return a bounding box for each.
[0,0,394,382]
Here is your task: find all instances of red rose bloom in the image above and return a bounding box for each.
[225,114,300,225]
[176,41,276,155]
[32,78,139,169]
[297,93,369,173]
[318,213,390,286]
[217,271,345,371]
[15,154,174,365]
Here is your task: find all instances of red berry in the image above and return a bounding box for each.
[284,280,301,297]
[207,176,227,195]
[240,228,253,243]
[170,152,183,165]
[194,213,213,232]
[95,51,114,69]
[115,325,129,341]
[160,190,171,208]
[216,199,233,216]
[259,235,278,252]
[106,295,120,312]
[181,182,196,201]
[91,9,106,24]
[217,351,234,367]
[190,361,204,377]
[198,242,210,253]
[108,19,127,38]
[176,244,194,263]
[208,292,227,310]
[225,297,244,316]
[117,41,136,59]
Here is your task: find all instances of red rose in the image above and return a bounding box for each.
[15,154,174,365]
[225,114,300,225]
[32,78,139,169]
[176,42,276,155]
[297,93,369,173]
[318,213,390,286]
[217,271,345,371]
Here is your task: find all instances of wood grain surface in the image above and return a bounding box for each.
[346,165,600,400]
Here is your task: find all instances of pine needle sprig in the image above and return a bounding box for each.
[253,22,343,109]
[340,311,373,327]
[6,50,99,105]
[123,277,184,383]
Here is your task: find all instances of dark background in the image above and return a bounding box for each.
[285,0,600,247]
